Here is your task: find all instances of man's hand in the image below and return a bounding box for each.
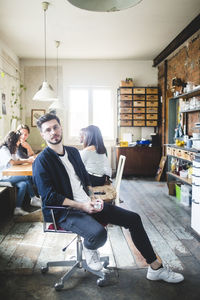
[81,198,104,214]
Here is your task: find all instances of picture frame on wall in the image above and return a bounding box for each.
[31,109,46,127]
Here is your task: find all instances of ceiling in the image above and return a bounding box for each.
[0,0,199,60]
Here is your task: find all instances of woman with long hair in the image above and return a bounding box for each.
[0,131,41,216]
[80,125,112,186]
[16,124,34,158]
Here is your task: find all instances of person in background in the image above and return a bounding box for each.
[0,131,41,216]
[79,127,86,144]
[80,125,112,186]
[33,113,184,283]
[16,124,34,159]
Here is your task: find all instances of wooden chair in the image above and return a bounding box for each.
[91,155,126,205]
[41,206,109,291]
[114,155,126,205]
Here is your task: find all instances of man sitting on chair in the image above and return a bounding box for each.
[33,113,184,283]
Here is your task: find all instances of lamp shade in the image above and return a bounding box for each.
[67,0,142,12]
[33,81,58,101]
[49,99,63,111]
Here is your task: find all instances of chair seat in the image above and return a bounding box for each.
[92,184,116,202]
[48,223,65,231]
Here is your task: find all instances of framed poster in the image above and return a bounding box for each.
[31,109,45,127]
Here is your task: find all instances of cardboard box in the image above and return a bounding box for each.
[175,183,181,201]
[120,141,128,147]
[167,181,176,196]
[120,80,134,87]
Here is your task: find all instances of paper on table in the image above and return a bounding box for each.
[123,133,132,143]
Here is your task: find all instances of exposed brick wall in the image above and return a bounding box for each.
[158,30,200,150]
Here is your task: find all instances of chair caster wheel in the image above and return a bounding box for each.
[97,277,106,287]
[41,266,48,274]
[103,260,109,268]
[54,282,64,291]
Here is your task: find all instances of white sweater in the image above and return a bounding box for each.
[80,149,112,177]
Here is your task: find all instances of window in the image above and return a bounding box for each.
[68,87,114,139]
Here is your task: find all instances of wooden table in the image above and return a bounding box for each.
[2,163,33,176]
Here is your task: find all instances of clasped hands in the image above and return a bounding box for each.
[83,196,104,214]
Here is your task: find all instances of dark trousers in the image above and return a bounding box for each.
[59,202,157,264]
[89,174,106,186]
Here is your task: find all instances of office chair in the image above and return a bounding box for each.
[41,206,109,291]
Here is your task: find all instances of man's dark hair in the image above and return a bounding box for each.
[36,113,61,131]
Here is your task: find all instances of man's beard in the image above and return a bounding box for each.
[48,134,62,145]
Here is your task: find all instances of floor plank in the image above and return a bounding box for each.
[119,178,200,273]
[0,178,200,276]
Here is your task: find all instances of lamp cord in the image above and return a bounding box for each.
[44,7,47,82]
[57,45,58,96]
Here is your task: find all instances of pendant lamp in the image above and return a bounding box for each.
[49,41,63,114]
[33,2,57,101]
[67,0,142,12]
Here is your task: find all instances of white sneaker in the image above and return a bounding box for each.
[83,245,103,271]
[30,196,41,208]
[147,266,184,283]
[14,207,29,216]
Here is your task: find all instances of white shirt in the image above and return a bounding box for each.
[59,150,90,203]
[0,146,18,180]
[80,149,112,177]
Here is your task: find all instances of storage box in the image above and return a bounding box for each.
[146,88,158,94]
[120,141,129,147]
[146,95,159,100]
[167,181,176,196]
[120,88,132,94]
[133,120,145,126]
[166,146,172,155]
[120,94,132,101]
[133,88,145,94]
[175,183,181,201]
[120,120,132,127]
[120,80,134,87]
[181,185,191,206]
[146,120,158,126]
[133,107,145,113]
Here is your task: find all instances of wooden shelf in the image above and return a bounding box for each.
[170,87,200,101]
[167,172,192,185]
[180,107,200,113]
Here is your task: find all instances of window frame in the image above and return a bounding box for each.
[66,86,114,143]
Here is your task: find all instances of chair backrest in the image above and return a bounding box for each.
[42,206,73,234]
[114,155,126,205]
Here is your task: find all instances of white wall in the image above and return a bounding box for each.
[0,39,20,141]
[21,59,158,149]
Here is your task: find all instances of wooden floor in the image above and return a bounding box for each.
[0,178,199,273]
[0,178,200,299]
[120,178,200,273]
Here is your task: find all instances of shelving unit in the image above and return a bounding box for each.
[117,86,159,128]
[171,87,200,100]
[167,171,192,185]
[168,87,200,143]
[166,87,200,208]
[166,145,199,186]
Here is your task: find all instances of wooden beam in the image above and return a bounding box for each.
[153,14,200,67]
